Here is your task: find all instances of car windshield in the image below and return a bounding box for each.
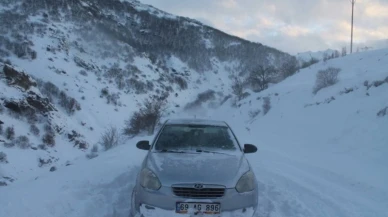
[153,124,240,152]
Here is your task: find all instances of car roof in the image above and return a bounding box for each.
[165,118,228,127]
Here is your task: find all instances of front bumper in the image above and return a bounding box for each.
[131,186,258,217]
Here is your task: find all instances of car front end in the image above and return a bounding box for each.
[130,119,259,217]
[132,154,258,217]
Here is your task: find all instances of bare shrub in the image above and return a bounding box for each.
[42,132,55,147]
[185,90,216,110]
[86,144,99,159]
[0,104,4,114]
[301,57,319,69]
[341,47,347,57]
[313,67,341,94]
[100,87,109,97]
[91,144,99,152]
[38,144,47,150]
[5,126,15,140]
[15,135,30,149]
[0,124,3,135]
[249,109,261,119]
[377,107,388,117]
[44,124,53,133]
[173,76,188,90]
[42,81,60,96]
[262,97,271,115]
[123,98,167,137]
[0,152,7,163]
[79,70,88,76]
[146,80,154,92]
[249,65,277,92]
[38,157,52,167]
[127,78,147,94]
[59,91,81,115]
[3,142,15,148]
[100,126,120,151]
[280,56,299,79]
[231,76,244,101]
[30,124,40,136]
[106,93,120,106]
[373,80,384,87]
[24,109,38,124]
[86,152,98,159]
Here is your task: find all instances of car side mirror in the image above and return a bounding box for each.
[136,140,150,150]
[243,144,257,154]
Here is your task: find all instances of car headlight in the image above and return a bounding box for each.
[140,168,161,190]
[235,170,255,193]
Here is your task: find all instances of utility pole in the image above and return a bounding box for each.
[350,0,356,53]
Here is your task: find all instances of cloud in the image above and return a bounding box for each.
[139,0,388,54]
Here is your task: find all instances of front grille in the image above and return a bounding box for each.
[172,187,225,198]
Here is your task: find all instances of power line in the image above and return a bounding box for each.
[350,0,356,53]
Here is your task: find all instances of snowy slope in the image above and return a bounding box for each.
[1,0,268,185]
[1,47,387,217]
[296,49,338,62]
[204,48,388,217]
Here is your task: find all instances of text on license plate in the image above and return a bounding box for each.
[176,202,221,214]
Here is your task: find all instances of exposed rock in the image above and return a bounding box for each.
[49,166,56,172]
[26,91,56,114]
[4,100,35,114]
[3,91,56,117]
[74,56,95,71]
[3,65,37,91]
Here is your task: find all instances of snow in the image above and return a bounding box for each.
[0,3,387,216]
[296,49,338,61]
[1,48,386,217]
[204,49,388,217]
[0,141,146,217]
[139,205,255,217]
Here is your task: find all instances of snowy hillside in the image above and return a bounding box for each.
[206,48,388,217]
[1,44,387,217]
[0,0,295,186]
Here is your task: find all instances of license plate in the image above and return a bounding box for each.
[176,202,221,214]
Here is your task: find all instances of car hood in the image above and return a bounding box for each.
[146,151,250,188]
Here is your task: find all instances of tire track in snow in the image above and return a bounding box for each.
[81,166,140,217]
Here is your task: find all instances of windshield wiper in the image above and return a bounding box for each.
[158,149,187,153]
[195,149,229,155]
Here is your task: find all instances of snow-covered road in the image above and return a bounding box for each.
[1,137,386,217]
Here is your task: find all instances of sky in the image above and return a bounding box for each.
[138,0,388,55]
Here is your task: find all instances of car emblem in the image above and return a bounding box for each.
[193,184,204,189]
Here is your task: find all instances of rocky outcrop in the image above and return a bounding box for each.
[4,92,56,116]
[3,65,37,91]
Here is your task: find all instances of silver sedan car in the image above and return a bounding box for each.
[130,119,258,217]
